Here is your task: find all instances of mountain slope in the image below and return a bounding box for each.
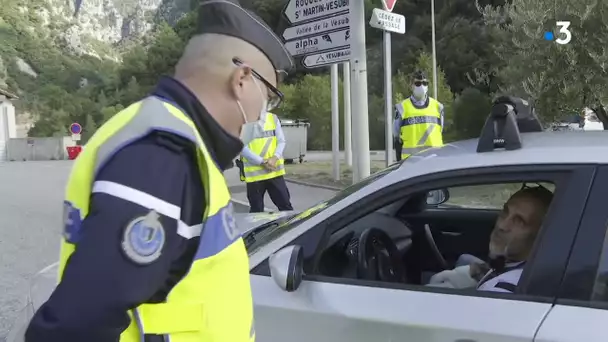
[0,0,189,134]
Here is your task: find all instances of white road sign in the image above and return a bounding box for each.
[282,13,350,41]
[302,48,351,68]
[284,0,350,24]
[369,8,406,34]
[285,28,350,56]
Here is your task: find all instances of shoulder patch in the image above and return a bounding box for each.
[121,210,166,265]
[221,203,240,240]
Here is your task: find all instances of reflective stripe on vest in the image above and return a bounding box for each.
[242,113,285,183]
[399,98,443,159]
[60,96,255,342]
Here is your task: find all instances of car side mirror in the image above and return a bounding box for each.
[426,189,449,206]
[269,245,304,292]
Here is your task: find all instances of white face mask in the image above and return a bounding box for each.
[413,85,428,100]
[237,76,268,141]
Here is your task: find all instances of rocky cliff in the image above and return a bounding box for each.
[7,0,190,59]
[0,0,191,135]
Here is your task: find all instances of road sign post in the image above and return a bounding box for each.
[431,0,438,99]
[343,62,352,167]
[369,4,406,167]
[331,64,340,181]
[383,31,393,167]
[350,0,371,181]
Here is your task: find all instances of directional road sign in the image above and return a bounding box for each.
[285,28,350,56]
[302,48,351,68]
[382,0,397,12]
[284,0,350,25]
[369,8,406,34]
[282,13,350,41]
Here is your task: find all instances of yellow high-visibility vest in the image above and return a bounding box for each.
[60,96,255,342]
[242,112,285,183]
[398,97,444,159]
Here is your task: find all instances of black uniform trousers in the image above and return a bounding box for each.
[246,176,293,213]
[394,137,402,161]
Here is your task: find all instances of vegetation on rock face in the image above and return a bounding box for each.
[0,0,605,149]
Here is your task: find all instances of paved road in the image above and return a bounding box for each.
[226,167,336,211]
[0,161,71,339]
[305,150,389,162]
[0,161,336,340]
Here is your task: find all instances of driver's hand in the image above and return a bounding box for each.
[469,261,490,281]
[427,265,478,289]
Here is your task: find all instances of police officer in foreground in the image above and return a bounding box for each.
[240,111,293,212]
[25,0,293,341]
[393,70,445,160]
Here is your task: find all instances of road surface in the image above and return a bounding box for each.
[0,161,70,339]
[0,161,337,340]
[225,167,336,211]
[305,150,387,162]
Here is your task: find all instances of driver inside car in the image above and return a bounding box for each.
[427,186,553,293]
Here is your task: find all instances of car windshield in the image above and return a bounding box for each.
[244,163,401,253]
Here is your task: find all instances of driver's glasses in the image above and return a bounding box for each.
[414,80,429,86]
[233,57,284,110]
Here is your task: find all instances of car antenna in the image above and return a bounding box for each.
[477,96,543,153]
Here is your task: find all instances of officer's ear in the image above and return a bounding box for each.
[230,65,253,101]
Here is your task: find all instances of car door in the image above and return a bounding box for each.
[251,274,553,342]
[251,166,594,342]
[535,166,608,342]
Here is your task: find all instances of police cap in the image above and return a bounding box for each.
[198,0,294,81]
[412,70,427,81]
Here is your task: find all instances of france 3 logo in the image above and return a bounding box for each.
[543,21,572,45]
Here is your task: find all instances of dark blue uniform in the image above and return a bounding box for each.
[25,77,243,342]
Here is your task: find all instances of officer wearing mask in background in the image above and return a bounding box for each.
[240,111,293,213]
[25,1,293,341]
[393,71,444,161]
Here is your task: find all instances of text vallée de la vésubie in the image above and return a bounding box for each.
[295,16,349,36]
[293,0,349,21]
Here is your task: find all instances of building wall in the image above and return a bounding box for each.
[0,97,18,161]
[7,137,76,161]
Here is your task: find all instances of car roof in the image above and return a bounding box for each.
[379,131,608,187]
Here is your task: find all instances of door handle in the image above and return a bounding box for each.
[440,231,462,236]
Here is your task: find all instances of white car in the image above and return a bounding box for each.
[8,97,608,342]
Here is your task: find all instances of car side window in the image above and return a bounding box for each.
[592,229,608,301]
[440,182,555,209]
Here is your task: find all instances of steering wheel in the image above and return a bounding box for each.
[357,228,407,283]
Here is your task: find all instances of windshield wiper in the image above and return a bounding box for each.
[243,213,298,247]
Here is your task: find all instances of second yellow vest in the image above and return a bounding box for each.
[398,97,443,159]
[242,113,285,183]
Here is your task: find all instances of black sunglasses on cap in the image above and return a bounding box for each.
[414,80,429,86]
[233,57,284,111]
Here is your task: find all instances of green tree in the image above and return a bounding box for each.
[120,77,145,106]
[480,0,608,122]
[145,22,185,83]
[290,74,337,150]
[452,88,493,140]
[100,104,125,123]
[81,114,97,143]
